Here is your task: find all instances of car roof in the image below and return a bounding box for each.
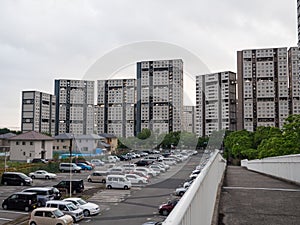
[14,191,37,195]
[24,187,52,191]
[63,197,81,201]
[46,200,70,204]
[33,207,59,212]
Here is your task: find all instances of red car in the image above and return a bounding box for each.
[158,199,179,216]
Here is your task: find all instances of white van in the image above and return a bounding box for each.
[59,163,82,173]
[106,175,131,190]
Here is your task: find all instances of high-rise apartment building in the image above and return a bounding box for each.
[96,79,136,138]
[196,71,237,137]
[182,106,195,133]
[298,0,300,46]
[289,47,300,114]
[136,59,183,134]
[54,79,95,135]
[21,91,56,135]
[237,48,289,131]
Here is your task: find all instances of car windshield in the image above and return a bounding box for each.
[19,173,29,179]
[77,199,87,205]
[53,209,64,217]
[67,203,78,210]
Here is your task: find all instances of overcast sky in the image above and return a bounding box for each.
[0,0,297,130]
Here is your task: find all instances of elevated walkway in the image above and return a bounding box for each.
[218,166,300,225]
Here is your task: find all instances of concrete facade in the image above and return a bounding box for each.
[96,79,136,138]
[9,131,54,161]
[182,105,195,133]
[237,48,289,131]
[54,79,95,135]
[136,59,183,135]
[21,91,56,135]
[196,71,237,137]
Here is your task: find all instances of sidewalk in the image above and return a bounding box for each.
[218,166,300,225]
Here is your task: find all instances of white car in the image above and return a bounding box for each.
[175,186,188,196]
[29,207,73,225]
[91,159,105,166]
[63,197,100,217]
[149,165,165,173]
[125,174,148,184]
[29,170,57,179]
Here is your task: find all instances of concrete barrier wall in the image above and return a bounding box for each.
[163,151,226,225]
[241,154,300,184]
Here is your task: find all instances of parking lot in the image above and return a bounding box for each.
[0,152,205,225]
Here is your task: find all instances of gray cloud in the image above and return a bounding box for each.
[0,0,297,129]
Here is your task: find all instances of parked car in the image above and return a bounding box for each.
[129,170,150,182]
[149,165,165,173]
[135,167,158,177]
[162,158,176,166]
[45,200,84,222]
[28,207,73,225]
[106,174,131,190]
[80,161,95,169]
[31,158,49,164]
[59,163,82,173]
[91,159,105,166]
[183,179,194,189]
[47,187,62,200]
[1,172,32,186]
[76,163,93,171]
[29,170,57,179]
[121,163,136,172]
[158,199,179,216]
[87,171,108,183]
[111,155,120,162]
[63,197,100,217]
[2,192,38,212]
[53,179,84,194]
[134,160,152,167]
[125,174,148,184]
[23,187,55,207]
[107,167,125,175]
[174,186,188,196]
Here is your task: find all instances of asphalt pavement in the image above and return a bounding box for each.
[218,166,300,225]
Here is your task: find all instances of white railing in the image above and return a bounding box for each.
[163,151,226,225]
[241,154,300,184]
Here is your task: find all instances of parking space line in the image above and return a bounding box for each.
[0,210,28,215]
[0,218,12,221]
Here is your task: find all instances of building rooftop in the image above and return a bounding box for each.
[0,133,17,139]
[9,131,54,141]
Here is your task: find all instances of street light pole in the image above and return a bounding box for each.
[69,136,73,197]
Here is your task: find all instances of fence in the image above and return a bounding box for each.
[163,150,226,225]
[241,154,300,184]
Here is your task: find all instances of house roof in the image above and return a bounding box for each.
[99,133,117,139]
[0,133,16,139]
[74,134,105,140]
[54,133,74,140]
[9,131,54,141]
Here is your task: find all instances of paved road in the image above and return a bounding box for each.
[86,155,202,225]
[218,166,300,225]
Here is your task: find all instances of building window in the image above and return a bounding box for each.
[23,152,26,156]
[22,142,26,145]
[16,141,19,145]
[30,142,33,145]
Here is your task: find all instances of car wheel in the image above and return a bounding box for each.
[30,222,37,225]
[138,180,143,184]
[107,185,112,189]
[2,204,8,210]
[61,169,64,173]
[162,209,169,216]
[56,223,62,225]
[83,209,90,217]
[3,181,7,185]
[31,175,35,179]
[45,176,50,180]
[24,206,30,212]
[179,192,185,196]
[88,178,92,182]
[124,185,128,190]
[102,179,106,184]
[71,216,76,223]
[20,182,24,186]
[37,201,42,207]
[72,189,77,195]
